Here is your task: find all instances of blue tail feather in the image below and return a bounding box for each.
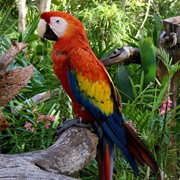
[101,120,139,176]
[95,110,139,176]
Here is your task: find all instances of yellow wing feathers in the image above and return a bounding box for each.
[69,48,119,115]
[77,72,114,115]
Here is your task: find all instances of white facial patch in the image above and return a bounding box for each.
[38,19,47,38]
[49,16,68,38]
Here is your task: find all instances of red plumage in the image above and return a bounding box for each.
[38,11,159,179]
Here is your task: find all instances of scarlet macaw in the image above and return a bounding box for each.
[38,11,159,179]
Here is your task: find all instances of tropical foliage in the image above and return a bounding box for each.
[0,0,179,179]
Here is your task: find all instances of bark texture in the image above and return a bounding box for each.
[0,127,98,179]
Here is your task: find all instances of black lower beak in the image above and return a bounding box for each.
[43,24,58,41]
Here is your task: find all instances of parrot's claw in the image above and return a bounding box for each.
[54,118,92,140]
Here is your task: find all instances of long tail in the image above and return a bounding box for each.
[97,111,139,176]
[95,111,159,179]
[96,124,114,180]
[124,123,159,174]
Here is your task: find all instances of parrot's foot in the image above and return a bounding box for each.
[54,118,92,139]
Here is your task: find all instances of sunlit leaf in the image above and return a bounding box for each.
[139,37,156,89]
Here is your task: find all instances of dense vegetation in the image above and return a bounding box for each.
[0,0,179,179]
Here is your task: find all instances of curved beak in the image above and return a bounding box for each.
[44,23,58,41]
[38,19,58,41]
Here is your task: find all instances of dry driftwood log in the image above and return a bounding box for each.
[0,127,98,180]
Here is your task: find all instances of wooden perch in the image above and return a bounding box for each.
[0,126,98,179]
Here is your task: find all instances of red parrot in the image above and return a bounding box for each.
[38,11,159,179]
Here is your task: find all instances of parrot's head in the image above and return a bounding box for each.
[38,11,85,41]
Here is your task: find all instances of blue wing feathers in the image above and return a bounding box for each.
[68,68,139,175]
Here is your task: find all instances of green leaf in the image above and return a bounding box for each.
[21,14,40,43]
[115,65,134,102]
[139,37,156,89]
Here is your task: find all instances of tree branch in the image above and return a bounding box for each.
[11,88,60,113]
[0,126,98,179]
[0,41,28,76]
[101,46,141,66]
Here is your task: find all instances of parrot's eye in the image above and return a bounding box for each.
[49,16,68,38]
